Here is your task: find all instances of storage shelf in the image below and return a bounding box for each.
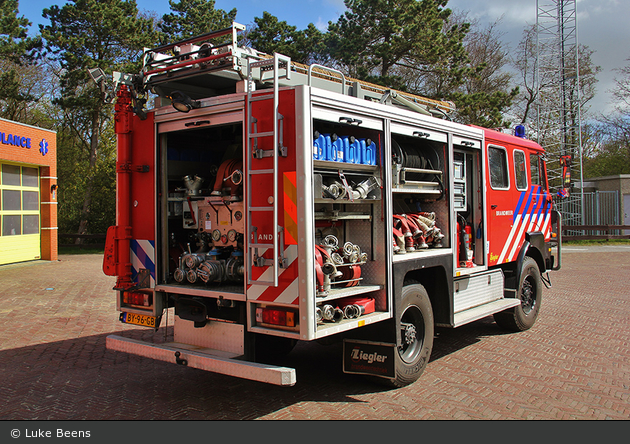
[392,248,452,262]
[156,283,245,299]
[454,264,487,277]
[313,160,380,173]
[314,197,380,205]
[315,311,391,338]
[315,284,382,304]
[314,210,372,221]
[167,195,210,201]
[392,186,442,195]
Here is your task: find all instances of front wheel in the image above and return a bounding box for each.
[390,283,434,387]
[494,256,542,331]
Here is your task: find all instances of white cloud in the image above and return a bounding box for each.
[324,0,346,8]
[315,17,328,31]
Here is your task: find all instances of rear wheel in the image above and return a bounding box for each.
[494,256,542,331]
[390,283,434,387]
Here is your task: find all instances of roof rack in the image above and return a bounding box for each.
[138,22,456,117]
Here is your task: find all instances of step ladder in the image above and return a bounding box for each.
[246,53,291,287]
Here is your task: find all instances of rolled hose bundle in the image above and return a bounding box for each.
[393,213,446,252]
[315,236,365,290]
[316,297,375,323]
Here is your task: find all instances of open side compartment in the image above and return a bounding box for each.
[390,124,451,260]
[310,115,390,338]
[452,137,485,274]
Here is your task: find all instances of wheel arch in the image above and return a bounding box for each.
[401,265,451,327]
[525,231,547,273]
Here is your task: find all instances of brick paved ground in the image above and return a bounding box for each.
[0,249,628,420]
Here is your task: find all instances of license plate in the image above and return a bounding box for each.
[120,312,161,328]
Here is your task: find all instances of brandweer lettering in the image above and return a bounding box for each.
[0,132,31,148]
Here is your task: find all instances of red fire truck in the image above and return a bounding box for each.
[98,23,561,387]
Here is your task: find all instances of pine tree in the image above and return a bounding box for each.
[0,0,41,121]
[246,11,326,65]
[40,0,158,239]
[159,0,236,41]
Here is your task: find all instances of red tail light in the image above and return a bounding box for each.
[255,307,297,328]
[122,291,152,307]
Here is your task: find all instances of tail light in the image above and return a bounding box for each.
[122,291,152,307]
[255,306,297,328]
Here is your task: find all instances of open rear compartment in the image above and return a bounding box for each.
[310,113,391,339]
[155,113,247,321]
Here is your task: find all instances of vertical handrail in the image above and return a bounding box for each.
[246,57,254,285]
[308,64,346,95]
[271,53,280,286]
[271,53,292,286]
[245,53,291,287]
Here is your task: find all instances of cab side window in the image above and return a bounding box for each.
[530,154,541,186]
[489,146,509,189]
[514,150,527,191]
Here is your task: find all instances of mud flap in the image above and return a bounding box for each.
[343,339,395,379]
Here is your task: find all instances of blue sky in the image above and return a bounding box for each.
[18,0,348,30]
[15,0,630,116]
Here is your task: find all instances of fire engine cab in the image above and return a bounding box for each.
[98,23,561,387]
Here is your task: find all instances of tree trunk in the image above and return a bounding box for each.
[75,109,101,244]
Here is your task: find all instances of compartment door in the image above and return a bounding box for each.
[246,89,302,332]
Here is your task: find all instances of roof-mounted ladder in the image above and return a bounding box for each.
[135,22,456,116]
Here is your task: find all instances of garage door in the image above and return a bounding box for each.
[0,163,41,265]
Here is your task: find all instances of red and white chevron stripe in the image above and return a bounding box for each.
[247,245,299,305]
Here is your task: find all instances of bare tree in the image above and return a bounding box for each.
[611,57,630,111]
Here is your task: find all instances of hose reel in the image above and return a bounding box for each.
[392,138,444,197]
[392,138,440,177]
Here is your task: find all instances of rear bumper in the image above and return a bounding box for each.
[106,335,296,386]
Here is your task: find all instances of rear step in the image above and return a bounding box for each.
[106,335,296,386]
[452,298,521,328]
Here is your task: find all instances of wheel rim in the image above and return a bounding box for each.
[399,305,425,364]
[520,274,537,314]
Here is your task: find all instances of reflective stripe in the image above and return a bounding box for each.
[247,245,299,305]
[130,239,156,287]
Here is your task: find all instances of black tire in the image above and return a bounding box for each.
[494,256,542,331]
[390,283,434,387]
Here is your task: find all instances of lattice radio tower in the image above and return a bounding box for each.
[536,0,584,224]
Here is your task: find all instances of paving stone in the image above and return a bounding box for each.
[0,251,628,420]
